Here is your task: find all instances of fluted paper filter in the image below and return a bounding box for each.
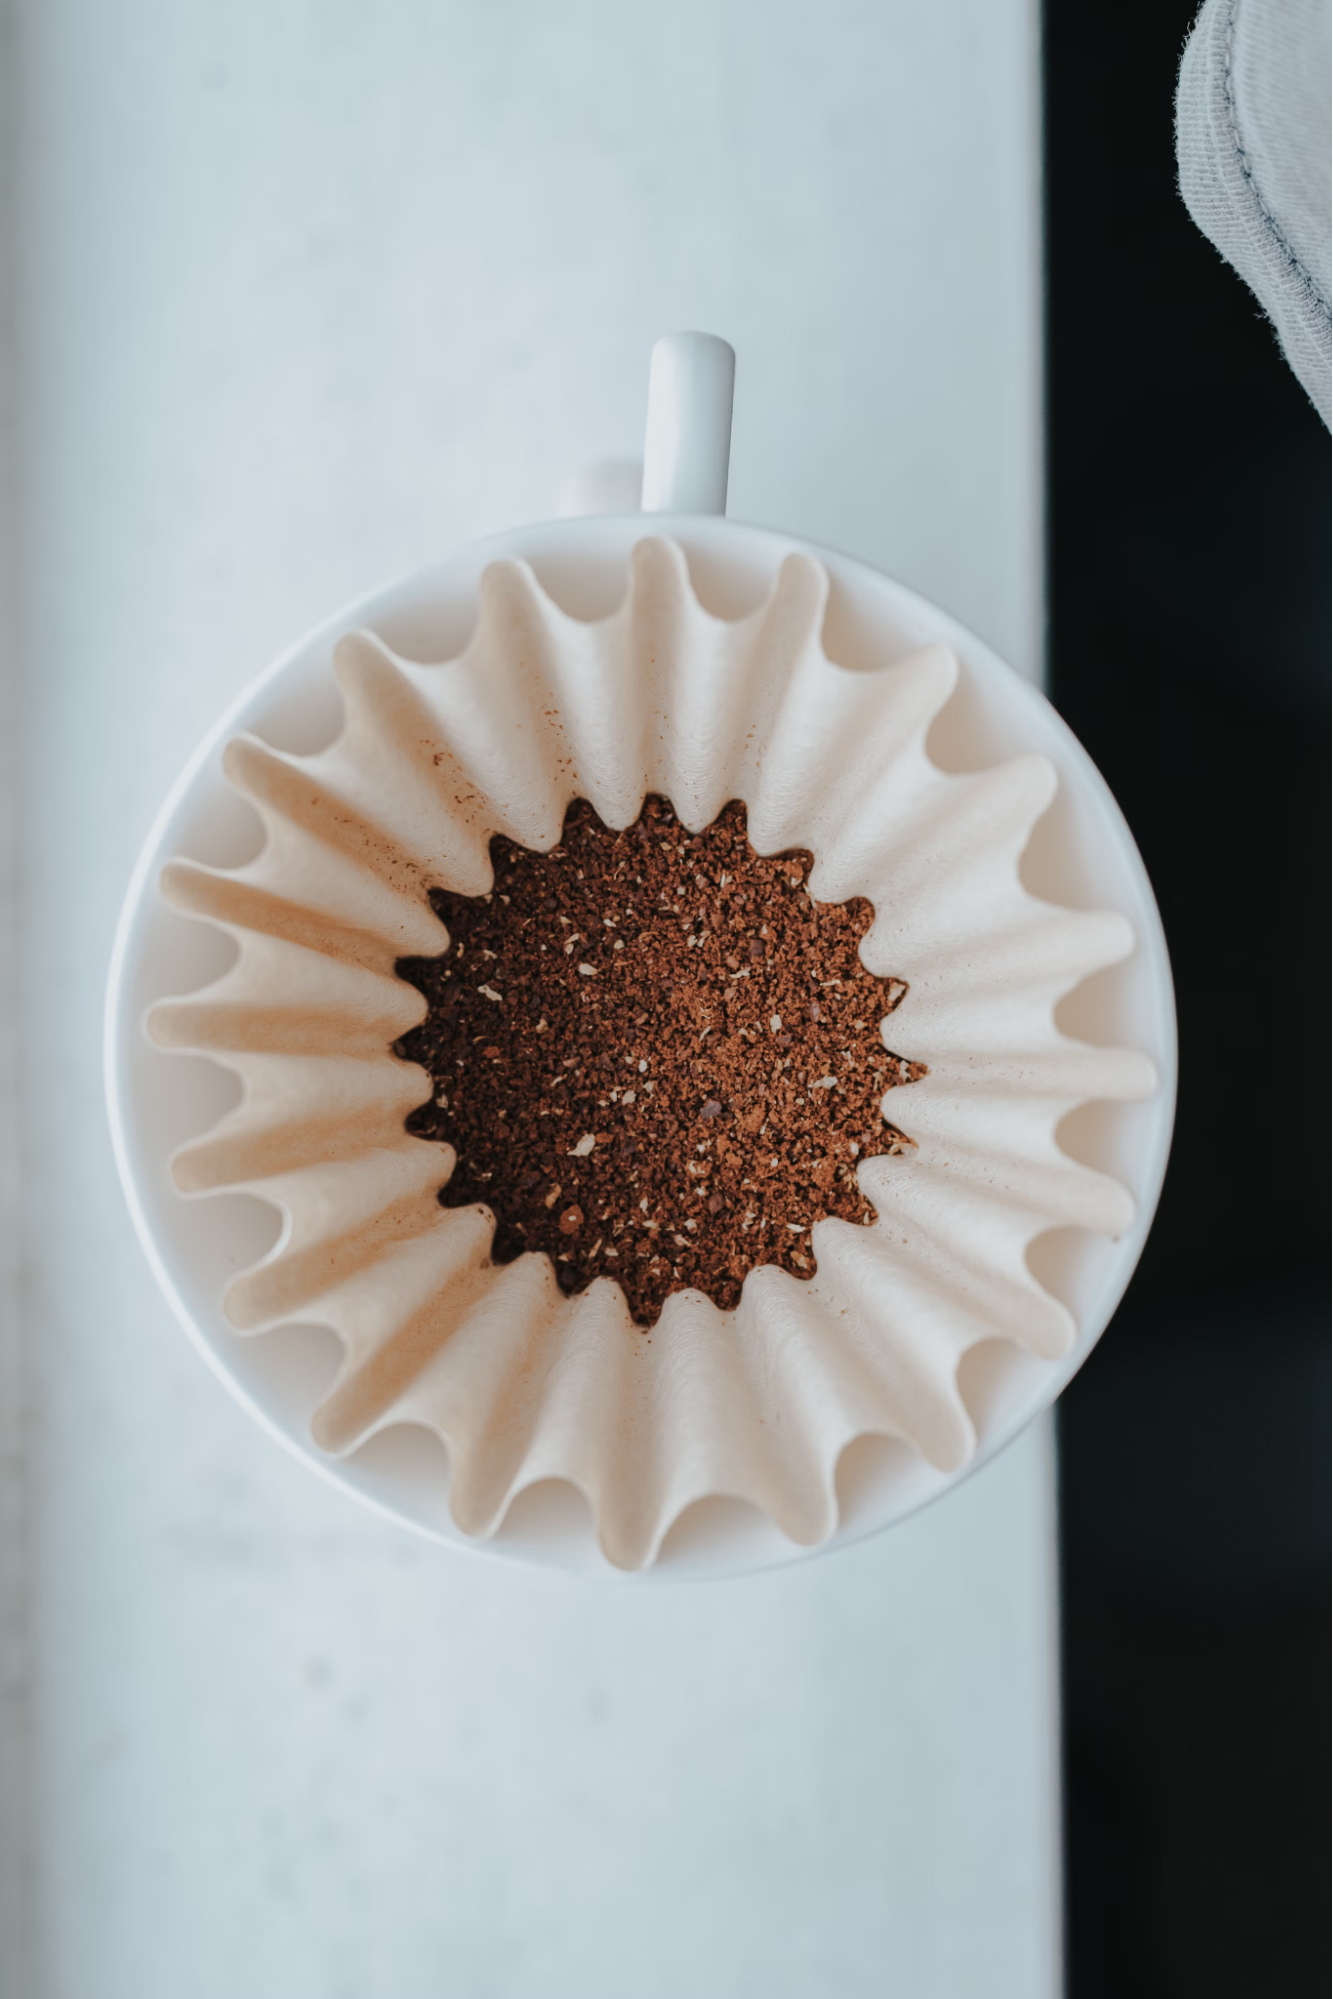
[148,537,1154,1568]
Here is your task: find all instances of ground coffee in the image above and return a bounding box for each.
[396,796,924,1325]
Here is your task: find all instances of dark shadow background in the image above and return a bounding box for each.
[1044,4,1330,1994]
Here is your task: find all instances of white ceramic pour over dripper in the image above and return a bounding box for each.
[105,333,1176,1579]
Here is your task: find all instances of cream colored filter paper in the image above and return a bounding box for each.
[148,538,1155,1568]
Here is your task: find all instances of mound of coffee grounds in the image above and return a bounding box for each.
[396,796,924,1326]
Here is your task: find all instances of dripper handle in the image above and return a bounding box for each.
[641,332,735,515]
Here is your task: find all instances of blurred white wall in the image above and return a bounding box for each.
[5,3,1055,1995]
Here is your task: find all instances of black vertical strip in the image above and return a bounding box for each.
[1044,4,1331,1995]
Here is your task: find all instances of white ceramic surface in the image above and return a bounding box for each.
[106,512,1175,1579]
[19,6,1067,1991]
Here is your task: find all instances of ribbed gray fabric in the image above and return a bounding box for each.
[1177,0,1331,426]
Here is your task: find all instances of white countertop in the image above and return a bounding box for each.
[5,2,1058,1993]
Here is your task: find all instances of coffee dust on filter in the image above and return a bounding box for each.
[397,796,924,1326]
